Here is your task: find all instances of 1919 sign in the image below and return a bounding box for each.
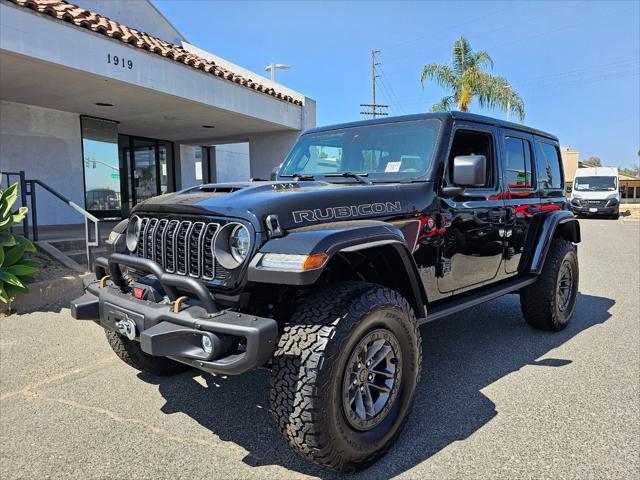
[107,54,133,70]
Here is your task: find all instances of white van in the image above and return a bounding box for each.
[570,167,620,218]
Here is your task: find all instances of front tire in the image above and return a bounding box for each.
[270,282,422,472]
[520,239,579,331]
[105,330,190,376]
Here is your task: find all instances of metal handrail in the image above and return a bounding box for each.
[1,171,99,270]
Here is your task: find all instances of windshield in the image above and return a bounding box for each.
[574,176,617,192]
[279,119,441,182]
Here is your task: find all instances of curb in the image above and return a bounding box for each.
[1,273,91,315]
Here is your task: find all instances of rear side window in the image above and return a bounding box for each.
[535,142,563,189]
[504,137,533,188]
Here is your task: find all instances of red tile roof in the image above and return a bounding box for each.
[8,0,303,106]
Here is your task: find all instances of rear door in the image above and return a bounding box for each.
[499,130,538,274]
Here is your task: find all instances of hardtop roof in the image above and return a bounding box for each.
[306,111,558,141]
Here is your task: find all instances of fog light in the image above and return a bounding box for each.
[202,335,213,354]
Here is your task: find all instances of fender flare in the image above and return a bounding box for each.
[247,220,428,316]
[525,210,581,275]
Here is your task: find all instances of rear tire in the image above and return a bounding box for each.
[105,330,190,376]
[270,282,422,472]
[520,239,579,331]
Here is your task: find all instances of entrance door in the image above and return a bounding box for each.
[118,135,175,217]
[133,138,158,204]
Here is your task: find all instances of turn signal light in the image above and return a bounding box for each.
[302,253,329,270]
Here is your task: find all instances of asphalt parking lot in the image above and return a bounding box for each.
[1,218,638,480]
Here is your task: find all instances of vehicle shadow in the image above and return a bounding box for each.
[138,292,614,479]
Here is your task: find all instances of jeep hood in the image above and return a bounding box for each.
[132,181,433,231]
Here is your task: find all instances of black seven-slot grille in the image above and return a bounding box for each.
[135,216,227,280]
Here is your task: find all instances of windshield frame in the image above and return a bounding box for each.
[278,118,443,184]
[573,175,618,192]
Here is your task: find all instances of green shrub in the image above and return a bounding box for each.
[0,183,38,303]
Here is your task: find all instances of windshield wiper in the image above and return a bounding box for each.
[324,172,372,185]
[279,173,315,181]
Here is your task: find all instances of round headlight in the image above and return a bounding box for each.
[126,216,141,252]
[230,224,250,263]
[214,222,252,270]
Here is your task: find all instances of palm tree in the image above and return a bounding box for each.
[421,37,525,121]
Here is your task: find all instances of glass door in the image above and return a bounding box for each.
[118,135,175,216]
[133,138,158,204]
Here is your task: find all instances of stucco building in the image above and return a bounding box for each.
[0,0,316,225]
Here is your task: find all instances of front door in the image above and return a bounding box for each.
[436,125,506,294]
[118,136,175,217]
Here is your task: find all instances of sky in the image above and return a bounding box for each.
[152,0,640,169]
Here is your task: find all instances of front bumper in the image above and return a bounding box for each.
[70,254,278,375]
[571,203,619,215]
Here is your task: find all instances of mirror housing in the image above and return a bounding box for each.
[452,155,486,187]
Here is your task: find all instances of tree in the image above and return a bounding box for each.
[619,165,640,178]
[421,37,525,121]
[584,156,602,167]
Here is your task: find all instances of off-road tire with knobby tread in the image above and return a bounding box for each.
[270,281,422,472]
[520,238,579,331]
[105,330,190,376]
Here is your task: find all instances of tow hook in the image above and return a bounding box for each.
[115,316,137,340]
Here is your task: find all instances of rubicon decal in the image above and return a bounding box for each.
[292,202,402,223]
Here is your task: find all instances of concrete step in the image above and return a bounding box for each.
[36,241,107,273]
[68,248,108,266]
[47,237,109,253]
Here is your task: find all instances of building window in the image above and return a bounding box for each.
[81,116,121,216]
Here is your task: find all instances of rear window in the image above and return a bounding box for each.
[504,137,533,189]
[534,142,563,189]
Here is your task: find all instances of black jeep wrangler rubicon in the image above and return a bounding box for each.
[71,112,580,472]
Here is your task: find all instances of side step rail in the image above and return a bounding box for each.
[423,276,537,324]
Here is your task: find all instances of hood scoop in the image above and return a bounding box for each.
[180,183,248,194]
[197,186,243,193]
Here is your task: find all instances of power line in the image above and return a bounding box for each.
[375,64,407,115]
[388,57,639,107]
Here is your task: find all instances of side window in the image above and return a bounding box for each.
[504,137,533,189]
[534,142,563,189]
[447,129,494,188]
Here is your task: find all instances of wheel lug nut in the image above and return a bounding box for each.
[368,374,373,381]
[360,385,364,392]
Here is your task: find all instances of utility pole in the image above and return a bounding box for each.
[360,49,388,119]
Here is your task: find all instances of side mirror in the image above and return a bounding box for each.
[270,165,280,181]
[620,185,627,194]
[452,155,486,187]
